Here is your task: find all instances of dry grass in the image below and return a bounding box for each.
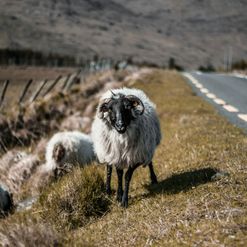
[38,165,110,231]
[0,212,62,246]
[68,70,247,246]
[0,69,246,246]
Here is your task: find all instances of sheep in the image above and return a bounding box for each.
[7,154,40,195]
[91,87,161,207]
[0,151,40,198]
[45,131,95,177]
[0,150,28,176]
[0,184,13,216]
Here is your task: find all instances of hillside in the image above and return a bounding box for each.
[0,69,246,246]
[0,0,246,68]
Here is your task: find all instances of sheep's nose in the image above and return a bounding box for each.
[115,120,126,133]
[116,120,124,128]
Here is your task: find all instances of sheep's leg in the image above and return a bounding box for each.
[116,168,123,202]
[106,165,112,195]
[121,165,138,208]
[148,162,158,184]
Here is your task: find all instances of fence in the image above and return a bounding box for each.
[0,59,128,111]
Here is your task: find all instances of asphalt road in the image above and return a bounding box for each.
[183,71,247,133]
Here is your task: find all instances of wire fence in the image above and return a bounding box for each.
[0,59,128,111]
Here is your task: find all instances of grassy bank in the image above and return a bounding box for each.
[1,70,246,246]
[71,70,247,246]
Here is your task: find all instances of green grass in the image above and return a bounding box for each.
[1,69,246,246]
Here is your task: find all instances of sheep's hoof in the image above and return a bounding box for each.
[121,197,128,208]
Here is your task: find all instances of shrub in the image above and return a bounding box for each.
[168,57,184,71]
[198,64,215,72]
[232,59,247,70]
[38,165,110,230]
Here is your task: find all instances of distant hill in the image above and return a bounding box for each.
[0,0,246,68]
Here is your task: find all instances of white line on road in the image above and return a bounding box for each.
[183,73,245,126]
[195,84,203,88]
[200,88,209,93]
[238,114,247,122]
[213,98,226,105]
[183,73,199,85]
[223,105,239,113]
[206,93,216,99]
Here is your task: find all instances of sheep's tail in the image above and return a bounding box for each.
[52,143,65,162]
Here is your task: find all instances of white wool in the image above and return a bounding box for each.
[7,154,40,194]
[45,131,95,170]
[91,87,161,169]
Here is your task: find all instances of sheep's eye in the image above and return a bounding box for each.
[102,106,108,112]
[132,101,138,107]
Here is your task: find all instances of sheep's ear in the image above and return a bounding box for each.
[97,98,111,119]
[126,95,144,115]
[53,143,65,162]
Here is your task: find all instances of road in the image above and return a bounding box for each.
[183,71,247,133]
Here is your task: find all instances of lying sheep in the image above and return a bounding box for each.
[0,151,40,199]
[92,88,161,207]
[0,150,28,176]
[7,154,40,195]
[0,184,13,216]
[45,131,95,177]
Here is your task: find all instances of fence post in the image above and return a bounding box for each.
[42,75,62,97]
[64,70,81,92]
[19,79,33,104]
[62,74,71,90]
[0,139,8,153]
[0,80,10,108]
[29,79,48,103]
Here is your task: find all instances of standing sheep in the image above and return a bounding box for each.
[45,131,95,177]
[92,87,161,207]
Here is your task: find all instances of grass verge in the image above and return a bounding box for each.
[70,70,247,246]
[1,69,246,246]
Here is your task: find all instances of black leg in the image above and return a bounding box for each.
[116,168,123,202]
[106,165,112,195]
[148,162,158,184]
[121,165,138,208]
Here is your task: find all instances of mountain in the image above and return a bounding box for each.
[0,0,246,68]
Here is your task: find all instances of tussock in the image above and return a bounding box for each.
[38,165,110,230]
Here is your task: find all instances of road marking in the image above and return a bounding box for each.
[183,73,199,85]
[238,114,247,122]
[184,73,244,125]
[206,93,216,99]
[223,105,239,113]
[213,98,226,105]
[200,88,209,93]
[195,84,203,88]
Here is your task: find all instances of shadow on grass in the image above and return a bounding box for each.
[146,167,219,195]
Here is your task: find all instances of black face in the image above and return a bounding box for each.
[98,93,144,134]
[107,97,134,134]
